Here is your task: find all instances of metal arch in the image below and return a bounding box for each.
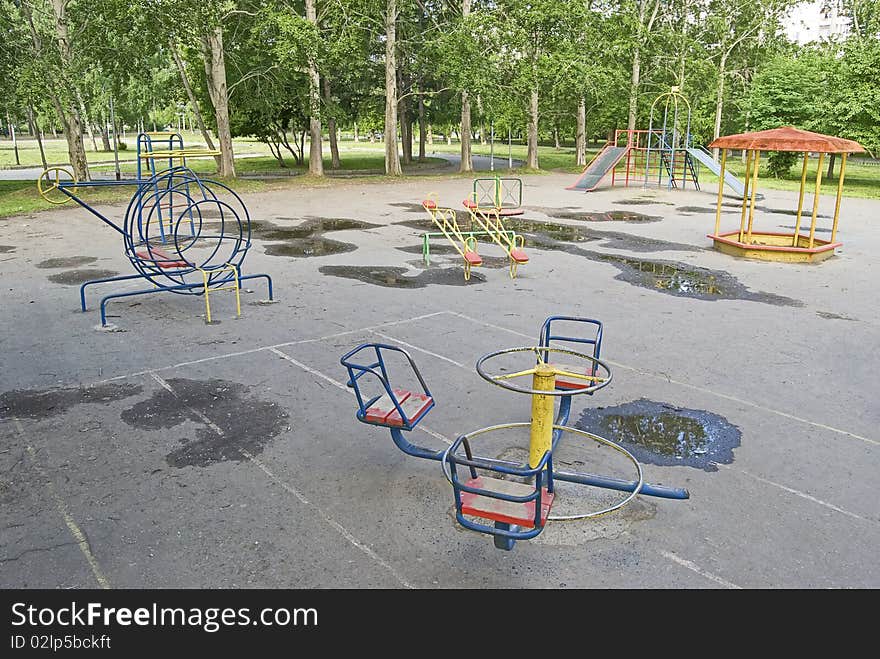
[645,88,693,189]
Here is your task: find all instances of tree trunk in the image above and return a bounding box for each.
[418,93,426,161]
[628,46,641,132]
[427,124,433,145]
[398,69,412,165]
[353,122,359,142]
[827,153,836,179]
[203,27,235,177]
[459,0,473,172]
[170,39,220,169]
[713,53,727,161]
[305,0,324,175]
[77,93,98,152]
[100,115,111,151]
[40,0,88,179]
[554,126,560,150]
[527,87,539,169]
[29,104,48,169]
[322,77,340,169]
[384,0,401,176]
[460,90,473,172]
[576,97,586,166]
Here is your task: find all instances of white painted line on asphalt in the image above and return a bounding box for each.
[448,310,878,446]
[148,372,414,589]
[369,330,469,369]
[268,347,452,447]
[711,462,872,523]
[268,347,350,390]
[659,550,742,589]
[12,419,110,589]
[96,311,448,385]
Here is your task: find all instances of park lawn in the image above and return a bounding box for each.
[90,152,449,177]
[703,158,880,200]
[4,137,878,219]
[0,132,270,169]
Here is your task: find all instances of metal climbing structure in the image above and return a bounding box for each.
[37,133,274,327]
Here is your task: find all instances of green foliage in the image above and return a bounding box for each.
[766,150,799,177]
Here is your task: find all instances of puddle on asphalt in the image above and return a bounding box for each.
[394,212,475,232]
[507,223,798,305]
[817,311,858,321]
[319,265,485,287]
[389,202,430,213]
[263,237,356,257]
[203,217,378,259]
[779,224,831,233]
[36,256,98,269]
[119,378,289,468]
[550,210,663,223]
[48,269,120,285]
[505,219,599,243]
[616,198,675,206]
[0,245,15,253]
[595,254,801,305]
[677,206,720,214]
[396,245,513,269]
[505,220,697,253]
[575,399,741,471]
[0,383,143,419]
[764,207,831,219]
[397,215,799,305]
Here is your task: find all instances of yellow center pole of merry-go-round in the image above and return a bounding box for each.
[714,148,727,236]
[792,152,810,246]
[529,364,557,469]
[831,152,848,244]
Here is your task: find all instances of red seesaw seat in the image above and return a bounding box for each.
[460,476,554,528]
[464,251,482,266]
[364,389,434,427]
[509,248,528,263]
[134,246,190,269]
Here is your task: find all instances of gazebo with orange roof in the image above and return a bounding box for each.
[707,126,865,263]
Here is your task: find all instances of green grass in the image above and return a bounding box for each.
[708,158,880,200]
[4,134,878,219]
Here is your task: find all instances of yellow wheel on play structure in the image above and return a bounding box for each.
[475,345,612,397]
[37,167,77,205]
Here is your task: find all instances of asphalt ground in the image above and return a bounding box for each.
[1,172,877,588]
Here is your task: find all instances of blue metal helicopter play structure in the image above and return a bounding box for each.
[341,315,689,551]
[37,132,274,327]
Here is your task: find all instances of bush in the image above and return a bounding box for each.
[766,151,798,178]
